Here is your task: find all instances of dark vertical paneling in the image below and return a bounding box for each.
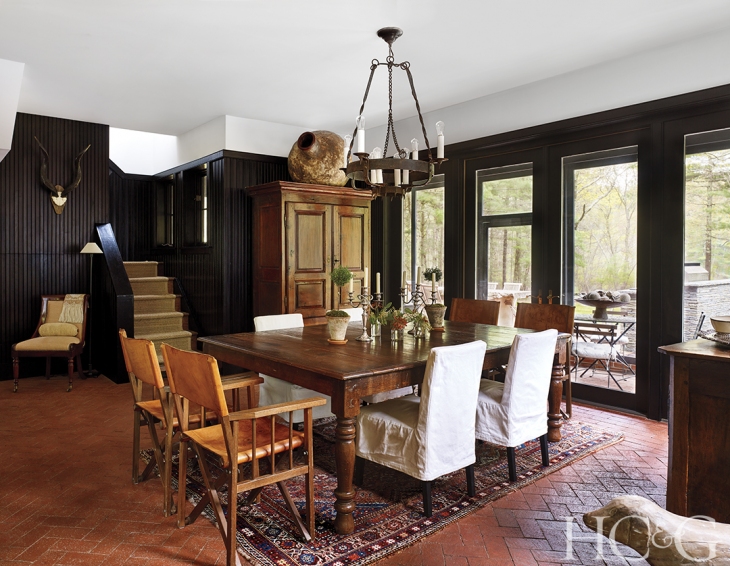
[0,113,109,380]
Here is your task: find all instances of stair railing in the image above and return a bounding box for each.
[94,223,135,383]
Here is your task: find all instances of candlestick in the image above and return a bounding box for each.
[364,267,368,289]
[349,276,354,293]
[436,121,445,159]
[432,272,436,292]
[376,272,380,294]
[416,266,421,285]
[401,270,406,288]
[356,115,365,153]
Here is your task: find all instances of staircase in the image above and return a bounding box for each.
[123,262,197,357]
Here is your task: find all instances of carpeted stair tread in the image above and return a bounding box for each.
[128,276,173,282]
[123,261,160,278]
[135,312,184,320]
[137,330,193,340]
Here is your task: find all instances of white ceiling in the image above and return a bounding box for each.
[3,0,730,137]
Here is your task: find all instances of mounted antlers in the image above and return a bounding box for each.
[34,137,91,215]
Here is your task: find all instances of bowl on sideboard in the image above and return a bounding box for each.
[710,316,730,333]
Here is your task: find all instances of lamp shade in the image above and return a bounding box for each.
[80,242,103,254]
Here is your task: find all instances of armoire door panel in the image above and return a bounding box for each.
[333,205,370,309]
[295,280,327,311]
[286,202,332,313]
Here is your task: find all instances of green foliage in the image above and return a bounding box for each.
[423,266,442,282]
[326,310,350,317]
[369,302,392,325]
[330,266,353,288]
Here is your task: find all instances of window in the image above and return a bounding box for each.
[183,164,209,247]
[156,176,174,247]
[476,163,532,300]
[403,174,445,296]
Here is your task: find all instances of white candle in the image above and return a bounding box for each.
[393,165,401,186]
[411,138,419,160]
[435,121,445,159]
[356,116,365,153]
[376,272,381,294]
[432,272,436,292]
[416,266,421,284]
[364,267,369,289]
[343,134,352,168]
[349,276,354,294]
[402,169,409,185]
[372,147,382,184]
[401,270,406,288]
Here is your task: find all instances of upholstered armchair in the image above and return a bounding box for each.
[12,294,88,392]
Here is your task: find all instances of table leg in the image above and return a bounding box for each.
[333,416,356,535]
[548,361,568,442]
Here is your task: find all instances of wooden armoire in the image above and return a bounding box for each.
[246,181,372,325]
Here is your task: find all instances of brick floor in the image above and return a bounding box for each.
[0,375,668,565]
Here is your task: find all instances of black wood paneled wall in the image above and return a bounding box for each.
[112,151,288,339]
[0,113,109,379]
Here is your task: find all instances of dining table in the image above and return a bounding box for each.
[199,320,570,535]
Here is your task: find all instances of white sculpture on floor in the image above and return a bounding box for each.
[583,495,730,565]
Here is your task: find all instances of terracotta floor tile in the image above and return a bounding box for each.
[0,376,668,565]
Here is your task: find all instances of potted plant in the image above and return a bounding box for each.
[425,303,447,329]
[423,266,442,283]
[330,265,353,305]
[368,301,392,337]
[325,309,351,343]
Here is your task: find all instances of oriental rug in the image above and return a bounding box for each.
[162,419,622,566]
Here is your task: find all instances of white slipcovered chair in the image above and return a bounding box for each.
[355,340,487,517]
[253,314,334,423]
[475,329,558,482]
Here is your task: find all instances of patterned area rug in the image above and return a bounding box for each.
[164,419,622,566]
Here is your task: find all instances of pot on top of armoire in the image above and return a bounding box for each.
[245,181,373,326]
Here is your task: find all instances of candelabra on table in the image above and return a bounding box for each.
[398,282,440,313]
[348,286,383,342]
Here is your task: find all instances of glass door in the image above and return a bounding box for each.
[683,128,730,340]
[564,147,639,398]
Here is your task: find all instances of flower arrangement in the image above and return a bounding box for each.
[388,310,408,330]
[369,301,392,326]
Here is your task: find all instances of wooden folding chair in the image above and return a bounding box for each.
[162,344,326,566]
[119,329,177,516]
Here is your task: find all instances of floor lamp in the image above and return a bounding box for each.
[80,242,103,376]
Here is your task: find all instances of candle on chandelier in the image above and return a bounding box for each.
[343,134,352,168]
[436,121,445,159]
[411,138,419,160]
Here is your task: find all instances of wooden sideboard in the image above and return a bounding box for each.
[658,339,730,522]
[245,181,372,325]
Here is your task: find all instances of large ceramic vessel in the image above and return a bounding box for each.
[288,130,348,186]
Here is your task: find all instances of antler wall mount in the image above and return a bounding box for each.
[34,137,91,215]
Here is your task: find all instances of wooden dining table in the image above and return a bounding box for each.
[199,320,570,535]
